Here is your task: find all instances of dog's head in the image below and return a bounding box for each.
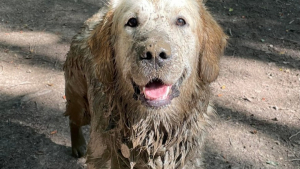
[89,0,227,110]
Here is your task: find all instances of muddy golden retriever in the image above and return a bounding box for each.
[64,0,227,168]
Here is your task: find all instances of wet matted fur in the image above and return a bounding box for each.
[64,0,227,168]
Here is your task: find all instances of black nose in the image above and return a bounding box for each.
[141,50,170,60]
[140,43,171,68]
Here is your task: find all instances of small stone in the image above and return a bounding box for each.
[243,97,252,102]
[25,55,32,59]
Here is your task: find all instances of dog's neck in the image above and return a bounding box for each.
[109,96,209,168]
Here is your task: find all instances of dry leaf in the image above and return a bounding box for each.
[35,151,44,155]
[266,160,278,166]
[121,144,130,158]
[50,130,57,135]
[250,130,257,134]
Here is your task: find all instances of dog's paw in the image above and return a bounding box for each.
[72,143,87,158]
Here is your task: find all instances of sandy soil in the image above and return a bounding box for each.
[0,0,299,168]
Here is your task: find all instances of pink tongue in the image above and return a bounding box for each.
[144,84,170,100]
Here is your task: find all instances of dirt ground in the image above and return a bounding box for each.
[0,0,299,168]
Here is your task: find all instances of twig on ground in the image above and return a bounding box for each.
[289,131,300,140]
[289,20,294,24]
[8,82,32,88]
[54,60,58,68]
[290,159,300,162]
[229,137,232,146]
[232,50,236,57]
[228,28,233,36]
[278,37,300,44]
[35,101,39,111]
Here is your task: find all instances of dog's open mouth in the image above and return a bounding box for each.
[133,78,181,108]
[143,80,171,101]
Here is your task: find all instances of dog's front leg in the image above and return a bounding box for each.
[70,120,87,157]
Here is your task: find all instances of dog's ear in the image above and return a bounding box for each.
[198,4,227,83]
[88,10,115,86]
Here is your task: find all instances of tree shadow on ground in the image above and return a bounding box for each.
[204,144,255,169]
[203,104,300,168]
[0,93,82,169]
[0,42,64,71]
[0,122,82,169]
[0,0,102,39]
[216,105,300,142]
[0,0,101,71]
[206,0,300,70]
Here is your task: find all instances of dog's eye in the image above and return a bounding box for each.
[126,18,138,27]
[176,18,186,26]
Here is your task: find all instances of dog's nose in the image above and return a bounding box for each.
[142,49,170,61]
[140,40,171,68]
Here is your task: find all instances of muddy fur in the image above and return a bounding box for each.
[64,0,227,168]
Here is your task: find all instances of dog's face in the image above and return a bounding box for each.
[112,0,204,108]
[90,0,226,110]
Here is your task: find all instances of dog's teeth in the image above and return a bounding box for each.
[159,86,171,100]
[166,86,170,95]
